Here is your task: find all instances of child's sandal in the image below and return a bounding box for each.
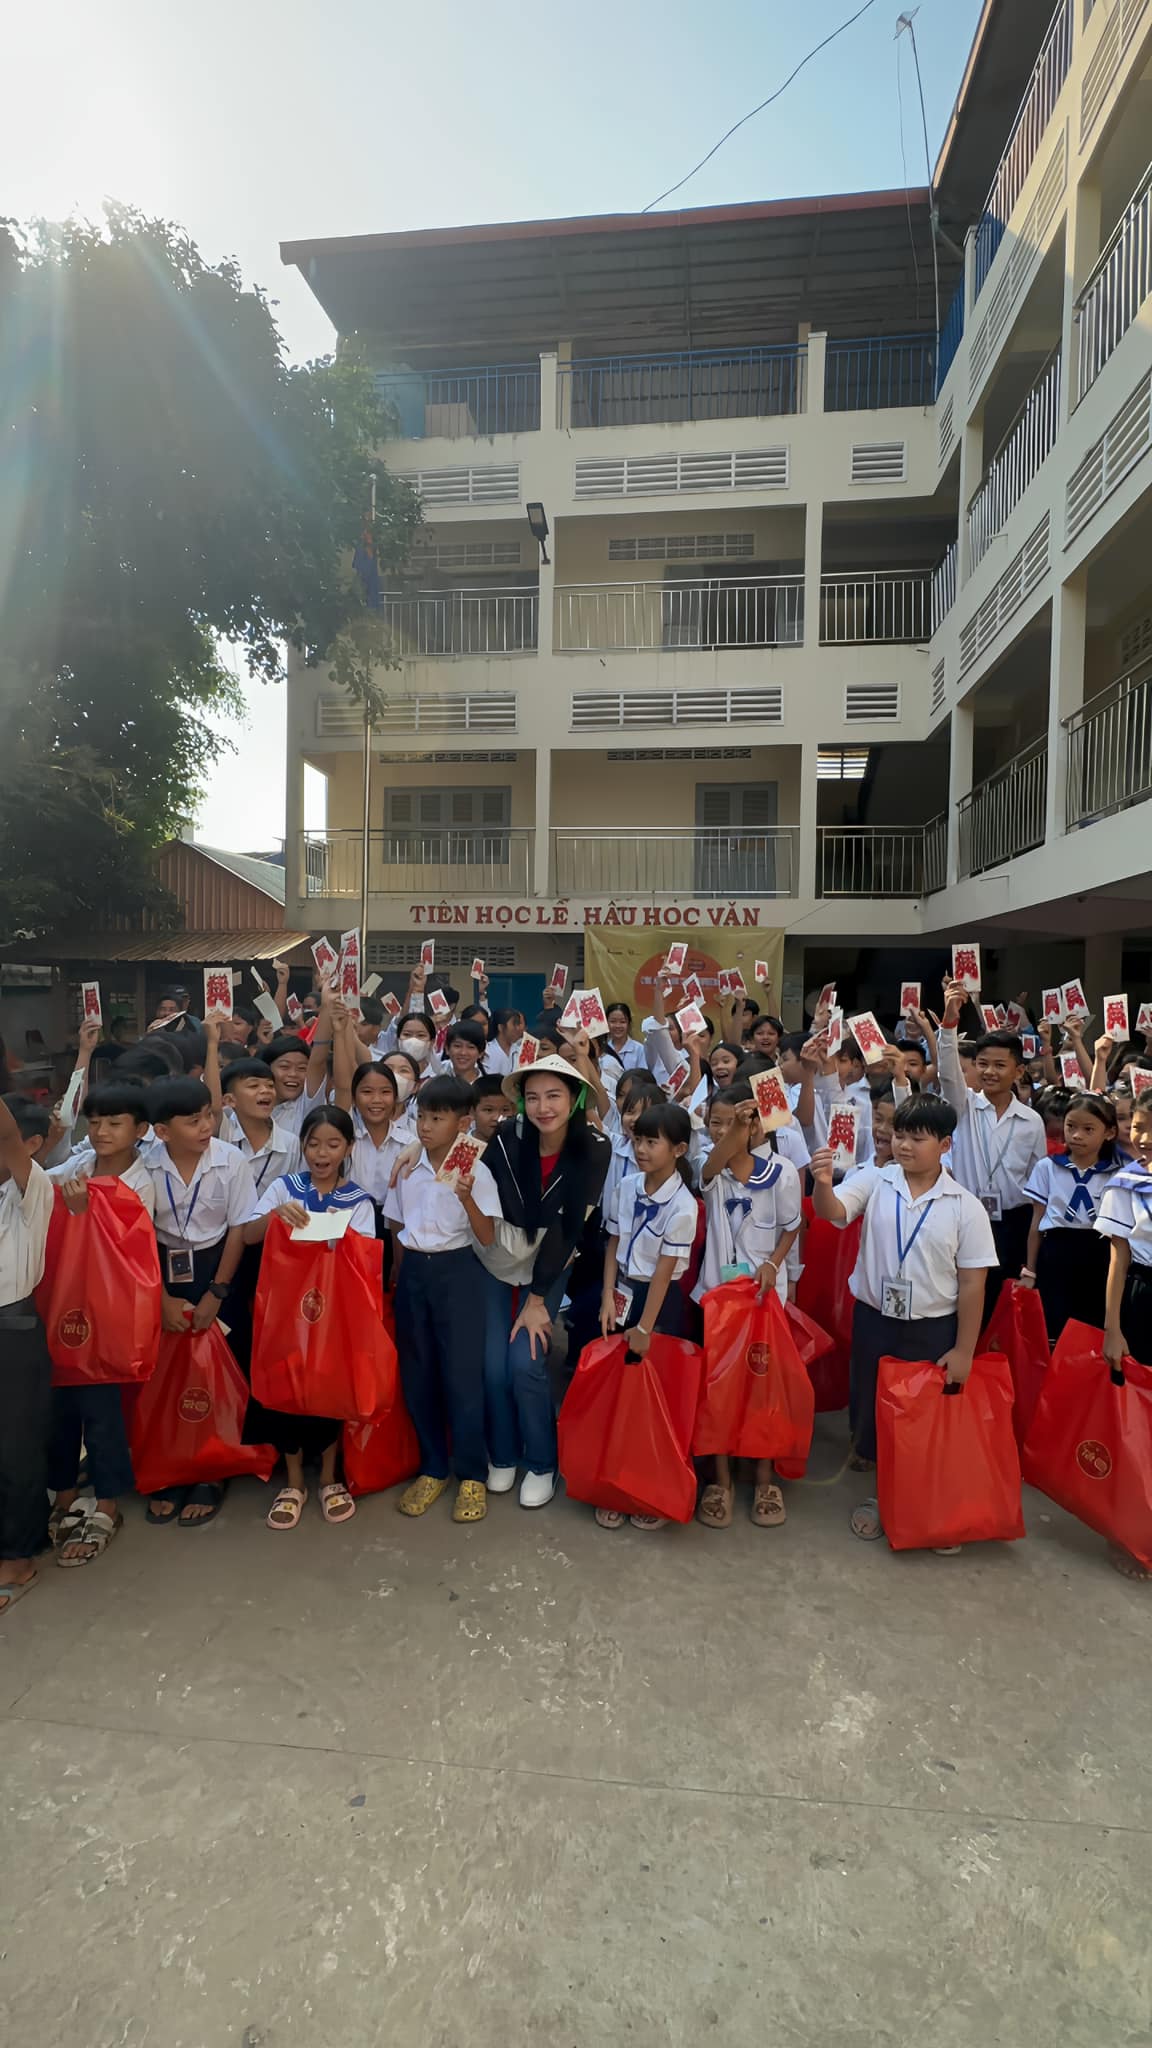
[594,1508,625,1530]
[58,1507,121,1568]
[697,1483,733,1530]
[266,1487,307,1531]
[751,1483,786,1527]
[629,1514,667,1531]
[319,1483,356,1524]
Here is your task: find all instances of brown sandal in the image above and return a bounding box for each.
[752,1482,786,1527]
[696,1483,734,1529]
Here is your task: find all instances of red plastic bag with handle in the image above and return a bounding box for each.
[129,1325,277,1492]
[251,1221,397,1423]
[558,1334,705,1522]
[36,1177,161,1386]
[695,1279,816,1467]
[1021,1320,1152,1567]
[343,1396,421,1498]
[982,1279,1050,1447]
[795,1202,859,1411]
[876,1351,1024,1551]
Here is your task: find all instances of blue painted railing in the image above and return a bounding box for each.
[559,346,806,427]
[824,334,937,411]
[936,279,966,394]
[374,363,541,439]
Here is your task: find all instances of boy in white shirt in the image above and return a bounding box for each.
[0,1093,55,1611]
[936,980,1046,1316]
[811,1094,997,1544]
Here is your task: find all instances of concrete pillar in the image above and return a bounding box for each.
[542,348,563,432]
[532,748,552,897]
[806,330,826,418]
[284,720,308,922]
[1059,179,1102,425]
[947,699,975,886]
[803,496,823,653]
[1045,569,1088,843]
[956,411,984,587]
[797,738,820,904]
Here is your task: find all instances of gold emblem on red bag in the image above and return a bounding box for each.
[178,1388,212,1422]
[1076,1438,1112,1479]
[58,1308,91,1349]
[747,1343,772,1376]
[300,1288,325,1324]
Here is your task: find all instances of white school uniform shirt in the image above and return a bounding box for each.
[349,1113,411,1207]
[46,1145,156,1219]
[219,1113,301,1195]
[1096,1167,1152,1269]
[383,1150,502,1253]
[937,1028,1046,1210]
[641,1020,678,1090]
[271,1083,330,1138]
[253,1173,376,1238]
[834,1162,998,1320]
[0,1159,55,1304]
[606,1168,699,1283]
[603,1126,638,1208]
[484,1040,514,1078]
[605,1036,646,1073]
[694,1153,802,1303]
[1023,1153,1119,1233]
[142,1138,255,1251]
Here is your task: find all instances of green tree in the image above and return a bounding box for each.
[0,209,420,933]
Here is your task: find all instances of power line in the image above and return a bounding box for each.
[895,9,941,337]
[894,30,923,317]
[641,0,882,214]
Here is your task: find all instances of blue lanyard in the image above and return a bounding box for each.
[893,1187,932,1271]
[252,1152,276,1193]
[163,1173,202,1240]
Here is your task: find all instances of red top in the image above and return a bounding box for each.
[539,1152,561,1189]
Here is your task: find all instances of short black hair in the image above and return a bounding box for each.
[2,1092,51,1141]
[632,1101,695,1188]
[616,1065,658,1100]
[713,1081,754,1109]
[350,1059,398,1100]
[299,1104,355,1148]
[741,997,760,1019]
[444,1019,486,1055]
[220,1058,275,1088]
[396,1011,435,1038]
[607,1000,633,1027]
[233,1002,260,1029]
[146,1077,212,1125]
[778,1031,808,1058]
[892,1095,957,1139]
[264,1035,310,1069]
[976,1030,1025,1063]
[839,1038,865,1066]
[416,1074,475,1116]
[82,1084,151,1124]
[957,1038,980,1060]
[752,1013,784,1037]
[868,1079,896,1105]
[172,1028,207,1072]
[621,1075,667,1116]
[116,1037,185,1081]
[358,994,384,1027]
[472,1073,509,1103]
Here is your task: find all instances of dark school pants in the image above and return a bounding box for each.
[0,1302,52,1560]
[47,1384,135,1499]
[849,1299,958,1464]
[395,1247,488,1483]
[984,1203,1032,1321]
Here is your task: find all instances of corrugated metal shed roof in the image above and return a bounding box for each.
[193,845,287,903]
[1,930,312,965]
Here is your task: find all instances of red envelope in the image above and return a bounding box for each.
[203,967,233,1019]
[826,1102,858,1170]
[436,1134,486,1187]
[752,1069,792,1131]
[665,942,687,974]
[952,943,982,992]
[899,982,920,1017]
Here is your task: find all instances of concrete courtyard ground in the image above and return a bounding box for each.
[3,1413,1151,2048]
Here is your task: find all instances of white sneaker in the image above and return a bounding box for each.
[519,1470,556,1509]
[486,1465,517,1494]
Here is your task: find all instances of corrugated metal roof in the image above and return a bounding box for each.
[193,845,287,903]
[1,930,312,964]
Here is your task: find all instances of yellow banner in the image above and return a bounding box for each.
[583,927,785,1032]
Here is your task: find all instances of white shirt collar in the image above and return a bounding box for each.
[878,1161,964,1206]
[636,1172,683,1208]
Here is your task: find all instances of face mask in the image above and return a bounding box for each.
[399,1036,431,1062]
[389,1070,414,1103]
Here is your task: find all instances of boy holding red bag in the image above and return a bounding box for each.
[0,1093,55,1615]
[811,1095,997,1544]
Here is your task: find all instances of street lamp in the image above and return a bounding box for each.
[526,501,550,565]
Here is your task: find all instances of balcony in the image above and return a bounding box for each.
[551,827,798,898]
[931,543,958,632]
[1075,160,1152,404]
[973,0,1073,299]
[957,738,1048,877]
[554,577,804,652]
[823,334,937,411]
[816,826,935,897]
[302,828,534,898]
[1065,657,1152,826]
[557,346,806,428]
[380,589,538,658]
[819,571,931,645]
[967,351,1061,570]
[374,364,541,439]
[937,279,966,395]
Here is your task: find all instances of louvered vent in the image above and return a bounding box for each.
[1067,369,1152,543]
[366,941,516,971]
[930,660,946,715]
[851,442,907,485]
[938,396,955,468]
[608,533,755,562]
[571,687,783,731]
[316,694,516,737]
[1118,611,1152,669]
[574,448,788,499]
[844,682,901,722]
[401,465,520,507]
[412,540,522,570]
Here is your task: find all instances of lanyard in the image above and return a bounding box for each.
[893,1186,933,1271]
[163,1172,202,1241]
[252,1151,276,1193]
[971,1104,1015,1190]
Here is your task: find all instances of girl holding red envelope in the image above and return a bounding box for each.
[245,1106,375,1530]
[1019,1093,1121,1338]
[1097,1096,1152,1577]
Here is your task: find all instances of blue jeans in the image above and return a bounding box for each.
[483,1270,567,1475]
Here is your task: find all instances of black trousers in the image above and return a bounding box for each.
[849,1299,958,1465]
[1035,1228,1111,1343]
[984,1203,1033,1321]
[0,1302,52,1560]
[395,1247,487,1482]
[1123,1266,1152,1368]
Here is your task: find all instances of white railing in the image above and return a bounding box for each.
[302,829,534,897]
[381,589,538,657]
[554,578,804,652]
[816,828,932,897]
[957,738,1048,877]
[923,811,948,894]
[967,353,1061,569]
[1075,161,1152,402]
[974,0,1073,297]
[551,828,799,898]
[819,571,931,644]
[931,542,958,632]
[1065,658,1152,826]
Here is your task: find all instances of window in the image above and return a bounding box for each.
[383,786,512,865]
[694,783,781,892]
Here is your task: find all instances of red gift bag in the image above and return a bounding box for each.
[1021,1321,1152,1567]
[558,1333,705,1523]
[695,1279,816,1468]
[784,1300,834,1367]
[37,1177,161,1386]
[343,1397,421,1498]
[795,1202,860,1411]
[129,1325,277,1492]
[876,1351,1025,1551]
[251,1222,397,1424]
[983,1279,1050,1447]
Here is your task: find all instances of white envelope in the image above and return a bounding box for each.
[290,1210,352,1242]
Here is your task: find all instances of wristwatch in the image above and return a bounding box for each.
[207,1280,230,1300]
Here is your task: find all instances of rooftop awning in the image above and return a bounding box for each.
[0,930,314,965]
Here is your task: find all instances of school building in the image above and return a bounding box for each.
[279,0,1152,1023]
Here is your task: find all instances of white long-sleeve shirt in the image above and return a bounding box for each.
[937,1028,1045,1211]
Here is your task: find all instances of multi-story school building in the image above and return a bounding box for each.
[279,0,1152,1023]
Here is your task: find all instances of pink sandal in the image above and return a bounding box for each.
[319,1483,357,1524]
[266,1487,307,1531]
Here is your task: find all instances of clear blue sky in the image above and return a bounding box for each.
[9,0,986,843]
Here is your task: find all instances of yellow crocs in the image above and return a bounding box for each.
[398,1475,450,1518]
[452,1479,488,1523]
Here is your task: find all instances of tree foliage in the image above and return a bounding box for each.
[0,209,421,933]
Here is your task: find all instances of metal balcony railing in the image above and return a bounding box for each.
[381,589,538,657]
[967,351,1061,569]
[937,278,966,394]
[819,571,931,644]
[957,738,1048,877]
[973,0,1073,299]
[555,578,804,652]
[1064,658,1152,826]
[558,346,807,427]
[922,811,948,893]
[551,828,799,898]
[302,829,534,898]
[1075,160,1152,402]
[816,827,933,897]
[931,543,958,632]
[823,334,937,410]
[374,364,541,438]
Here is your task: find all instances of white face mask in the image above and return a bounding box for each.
[389,1069,414,1103]
[399,1036,431,1063]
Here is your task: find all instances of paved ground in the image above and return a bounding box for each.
[3,1413,1152,2048]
